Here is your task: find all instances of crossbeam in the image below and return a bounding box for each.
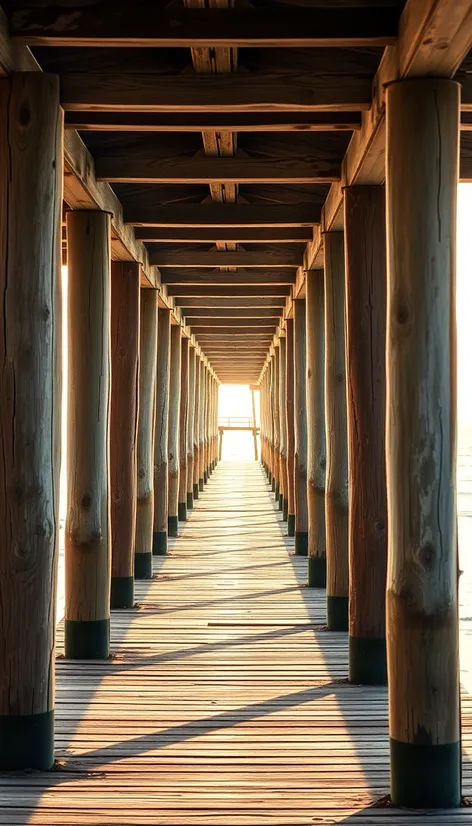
[162,271,296,285]
[65,112,362,132]
[126,204,320,227]
[135,228,312,243]
[150,251,301,268]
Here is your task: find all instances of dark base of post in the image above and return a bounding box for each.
[278,492,283,511]
[135,552,153,580]
[307,555,326,587]
[282,499,288,521]
[390,738,460,809]
[271,478,276,492]
[287,514,295,536]
[193,483,199,500]
[178,502,187,522]
[187,491,194,510]
[203,470,208,484]
[153,531,167,555]
[64,618,110,659]
[0,710,54,770]
[268,471,272,485]
[294,531,308,556]
[168,515,179,537]
[199,478,204,492]
[326,596,348,631]
[110,576,135,609]
[275,483,280,500]
[349,636,387,685]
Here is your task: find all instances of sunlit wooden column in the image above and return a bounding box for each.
[213,378,219,468]
[306,270,326,583]
[268,360,274,488]
[198,358,205,491]
[110,262,140,609]
[261,375,267,472]
[187,346,196,509]
[203,367,210,482]
[293,298,308,555]
[273,347,281,503]
[0,73,62,769]
[66,209,112,658]
[135,288,158,579]
[386,78,460,808]
[324,232,349,628]
[279,337,288,519]
[154,307,171,554]
[193,356,201,499]
[168,325,182,537]
[178,337,189,521]
[344,186,387,683]
[285,319,295,535]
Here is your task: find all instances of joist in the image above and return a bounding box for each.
[64,111,362,132]
[162,271,297,285]
[186,317,277,327]
[167,285,291,297]
[150,250,302,268]
[59,73,372,113]
[135,227,313,243]
[9,6,399,48]
[175,298,287,309]
[126,204,320,228]
[182,308,281,318]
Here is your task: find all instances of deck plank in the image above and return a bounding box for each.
[1,460,472,825]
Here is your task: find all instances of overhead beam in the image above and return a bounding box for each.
[183,308,281,318]
[10,6,398,48]
[162,271,296,285]
[65,111,362,133]
[127,204,320,228]
[167,285,291,297]
[135,227,312,243]
[175,298,287,309]
[59,73,372,113]
[187,318,277,327]
[150,251,301,268]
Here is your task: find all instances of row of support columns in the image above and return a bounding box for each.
[0,71,219,773]
[262,77,461,808]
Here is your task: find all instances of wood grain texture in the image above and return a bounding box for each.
[285,319,295,519]
[136,289,158,558]
[279,337,288,504]
[293,299,308,535]
[126,204,320,228]
[110,263,140,580]
[0,72,62,717]
[306,271,326,565]
[168,326,182,522]
[154,309,171,536]
[150,250,302,268]
[385,79,460,747]
[179,339,189,511]
[187,346,196,498]
[193,356,201,490]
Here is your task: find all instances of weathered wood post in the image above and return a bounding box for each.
[268,359,275,488]
[324,232,349,628]
[293,299,308,555]
[273,347,281,504]
[135,288,158,579]
[0,73,62,770]
[66,209,111,658]
[168,325,182,537]
[386,78,460,808]
[187,345,196,509]
[203,367,209,482]
[110,262,140,609]
[213,377,218,469]
[178,337,189,521]
[154,308,171,554]
[285,318,296,536]
[198,360,205,491]
[193,356,201,499]
[306,270,326,584]
[344,186,387,683]
[251,387,258,461]
[279,337,288,519]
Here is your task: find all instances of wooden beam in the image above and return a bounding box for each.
[175,298,286,309]
[154,308,171,554]
[183,308,281,318]
[65,111,362,133]
[162,271,296,285]
[10,6,399,48]
[96,156,340,185]
[168,326,182,534]
[188,317,277,327]
[127,204,320,228]
[59,72,372,113]
[135,227,313,243]
[167,285,291,297]
[150,250,301,268]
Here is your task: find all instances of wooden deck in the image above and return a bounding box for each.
[2,459,472,825]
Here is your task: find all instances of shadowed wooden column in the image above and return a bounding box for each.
[203,367,209,482]
[324,232,349,628]
[178,337,189,521]
[273,348,281,502]
[187,346,196,509]
[306,270,326,584]
[285,319,296,536]
[279,337,288,519]
[199,360,206,490]
[386,78,460,809]
[66,210,111,658]
[293,299,308,555]
[0,72,62,770]
[135,288,158,579]
[110,262,140,609]
[344,186,387,683]
[154,308,171,554]
[168,325,182,537]
[268,360,274,488]
[193,357,201,499]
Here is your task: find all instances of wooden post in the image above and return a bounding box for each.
[0,73,62,770]
[386,78,460,808]
[178,337,189,521]
[273,347,281,504]
[187,346,196,509]
[344,186,387,683]
[279,337,288,519]
[293,299,308,555]
[285,318,295,536]
[168,325,182,537]
[193,356,201,499]
[203,367,209,482]
[199,360,205,491]
[219,428,223,461]
[135,288,158,579]
[251,387,258,461]
[154,308,171,554]
[66,210,111,658]
[110,262,140,609]
[306,271,326,583]
[268,359,274,488]
[324,232,349,628]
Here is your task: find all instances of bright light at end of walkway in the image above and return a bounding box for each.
[218,384,260,461]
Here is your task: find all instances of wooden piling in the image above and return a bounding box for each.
[154,308,171,554]
[293,299,308,555]
[306,270,326,584]
[285,319,296,536]
[193,357,201,499]
[279,337,288,519]
[168,325,182,537]
[187,346,196,509]
[178,337,189,521]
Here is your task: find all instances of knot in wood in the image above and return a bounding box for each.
[81,493,92,509]
[419,541,436,570]
[395,304,409,325]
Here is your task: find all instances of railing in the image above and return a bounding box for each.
[218,416,255,429]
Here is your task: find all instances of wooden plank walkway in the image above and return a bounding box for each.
[2,459,472,825]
